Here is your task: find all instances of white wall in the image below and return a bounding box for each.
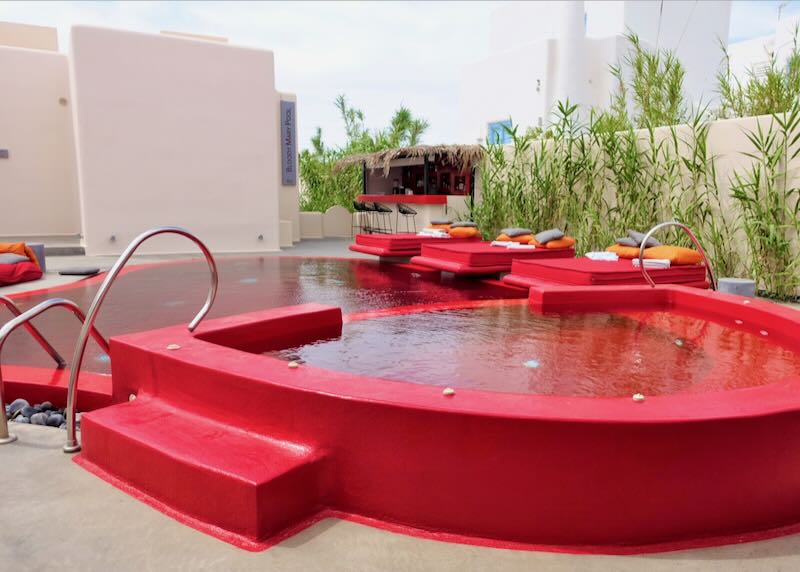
[463,1,732,141]
[0,21,58,51]
[0,45,81,240]
[624,1,732,104]
[459,39,554,142]
[728,14,800,82]
[488,3,564,54]
[70,26,281,255]
[727,36,773,81]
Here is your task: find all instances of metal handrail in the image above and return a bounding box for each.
[638,221,718,290]
[63,227,218,453]
[0,298,110,445]
[1,296,66,368]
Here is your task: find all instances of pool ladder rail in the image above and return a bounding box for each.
[638,221,717,291]
[0,298,110,444]
[0,226,219,451]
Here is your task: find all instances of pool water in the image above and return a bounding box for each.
[268,304,800,397]
[4,258,520,372]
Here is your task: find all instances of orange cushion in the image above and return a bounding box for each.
[644,245,703,265]
[449,226,480,239]
[543,236,575,249]
[498,234,533,244]
[607,244,648,259]
[0,242,39,269]
[426,224,451,231]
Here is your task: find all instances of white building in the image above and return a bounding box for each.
[727,14,800,82]
[459,0,732,143]
[0,21,300,255]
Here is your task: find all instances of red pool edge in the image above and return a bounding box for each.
[58,279,800,555]
[67,454,800,555]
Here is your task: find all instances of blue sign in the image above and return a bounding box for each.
[281,100,297,186]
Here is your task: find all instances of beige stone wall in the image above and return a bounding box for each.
[70,26,282,255]
[0,21,58,51]
[0,45,81,240]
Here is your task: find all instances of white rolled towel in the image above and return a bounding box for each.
[490,241,513,247]
[418,230,450,238]
[632,258,671,269]
[585,252,619,261]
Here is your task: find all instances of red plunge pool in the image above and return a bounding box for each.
[6,257,800,554]
[266,302,800,397]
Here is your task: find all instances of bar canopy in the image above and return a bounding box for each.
[335,144,484,175]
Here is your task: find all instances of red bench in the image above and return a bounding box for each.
[410,242,574,275]
[349,233,480,258]
[503,257,709,289]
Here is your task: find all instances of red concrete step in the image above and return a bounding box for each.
[79,398,326,545]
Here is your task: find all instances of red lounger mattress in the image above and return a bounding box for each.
[504,257,709,288]
[349,233,480,258]
[0,261,42,286]
[410,242,575,275]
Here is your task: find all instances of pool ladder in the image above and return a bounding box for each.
[0,299,110,444]
[638,221,717,290]
[0,227,219,451]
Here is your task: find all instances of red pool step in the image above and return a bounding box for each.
[80,397,326,546]
[2,365,112,411]
[411,242,574,275]
[504,258,710,289]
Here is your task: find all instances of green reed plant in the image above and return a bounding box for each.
[717,28,800,119]
[299,95,429,212]
[730,102,800,299]
[620,32,687,129]
[474,31,800,297]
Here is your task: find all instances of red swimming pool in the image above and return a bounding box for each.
[5,257,800,554]
[268,302,800,397]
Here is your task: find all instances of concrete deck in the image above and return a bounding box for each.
[1,238,799,570]
[4,423,800,571]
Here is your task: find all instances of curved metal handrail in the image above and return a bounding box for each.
[0,298,110,445]
[1,296,66,368]
[63,227,218,453]
[638,221,718,290]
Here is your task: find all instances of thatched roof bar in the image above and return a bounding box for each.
[335,144,484,175]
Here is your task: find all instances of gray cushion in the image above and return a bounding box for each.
[58,267,101,276]
[628,229,661,247]
[501,227,533,238]
[430,218,452,225]
[451,221,478,228]
[616,237,639,247]
[0,253,29,264]
[534,228,564,243]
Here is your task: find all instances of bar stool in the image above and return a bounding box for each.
[396,203,417,233]
[361,201,379,234]
[352,201,371,236]
[372,202,393,234]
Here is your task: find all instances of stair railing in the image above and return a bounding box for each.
[63,227,218,453]
[638,221,718,290]
[0,299,110,445]
[1,296,66,368]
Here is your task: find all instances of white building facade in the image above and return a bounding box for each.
[459,1,733,143]
[727,14,800,82]
[0,21,300,255]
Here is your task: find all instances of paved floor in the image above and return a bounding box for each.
[4,424,800,572]
[2,238,800,570]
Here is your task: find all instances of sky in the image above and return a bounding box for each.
[1,1,799,150]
